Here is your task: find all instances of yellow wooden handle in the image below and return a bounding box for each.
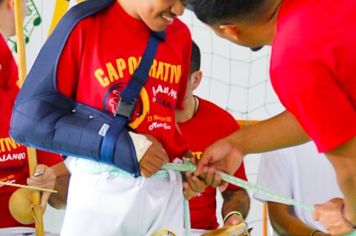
[48,0,70,36]
[14,0,27,85]
[14,0,44,235]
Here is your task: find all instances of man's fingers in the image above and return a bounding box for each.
[199,167,208,179]
[202,167,216,186]
[183,182,195,199]
[183,181,202,199]
[194,152,212,176]
[41,192,51,209]
[218,182,228,192]
[312,198,354,235]
[185,173,196,190]
[211,172,222,188]
[185,172,206,193]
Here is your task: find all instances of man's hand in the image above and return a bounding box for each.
[195,136,243,179]
[139,135,169,177]
[199,166,221,187]
[183,172,207,199]
[313,198,354,235]
[27,164,56,208]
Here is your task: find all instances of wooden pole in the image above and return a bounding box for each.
[263,203,268,236]
[14,1,44,235]
[48,0,70,36]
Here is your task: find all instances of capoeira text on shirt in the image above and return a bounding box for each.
[0,137,21,154]
[95,57,182,87]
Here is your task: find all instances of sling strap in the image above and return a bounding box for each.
[100,31,166,175]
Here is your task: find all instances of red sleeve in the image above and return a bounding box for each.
[56,18,89,97]
[272,54,356,152]
[36,150,63,167]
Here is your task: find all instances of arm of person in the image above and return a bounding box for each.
[48,162,70,209]
[314,137,356,235]
[268,201,330,236]
[27,161,70,209]
[228,110,309,155]
[221,188,250,226]
[196,110,309,176]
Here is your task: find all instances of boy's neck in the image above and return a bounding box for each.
[117,0,140,20]
[0,30,8,41]
[176,96,198,123]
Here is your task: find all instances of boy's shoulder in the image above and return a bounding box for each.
[167,18,191,39]
[199,97,237,123]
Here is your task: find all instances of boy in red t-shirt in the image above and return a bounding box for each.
[187,0,356,235]
[11,0,193,235]
[177,41,250,235]
[0,0,68,234]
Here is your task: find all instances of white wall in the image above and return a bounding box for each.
[18,1,286,235]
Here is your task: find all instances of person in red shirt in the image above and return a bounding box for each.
[177,41,250,235]
[0,0,68,234]
[186,0,356,235]
[57,0,194,234]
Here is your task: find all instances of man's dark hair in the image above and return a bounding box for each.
[190,41,201,74]
[186,0,268,25]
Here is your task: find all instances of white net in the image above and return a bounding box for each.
[180,10,285,121]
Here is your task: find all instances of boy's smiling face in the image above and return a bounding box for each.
[136,0,186,32]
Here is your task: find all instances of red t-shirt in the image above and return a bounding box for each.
[178,97,247,230]
[0,34,63,228]
[57,1,191,161]
[271,0,356,152]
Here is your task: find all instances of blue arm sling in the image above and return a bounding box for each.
[10,0,165,177]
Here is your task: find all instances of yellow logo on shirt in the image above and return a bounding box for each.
[192,151,203,160]
[0,137,21,154]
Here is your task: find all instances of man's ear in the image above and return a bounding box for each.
[219,24,240,42]
[191,70,202,91]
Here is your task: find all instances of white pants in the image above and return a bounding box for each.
[61,158,184,236]
[0,227,57,236]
